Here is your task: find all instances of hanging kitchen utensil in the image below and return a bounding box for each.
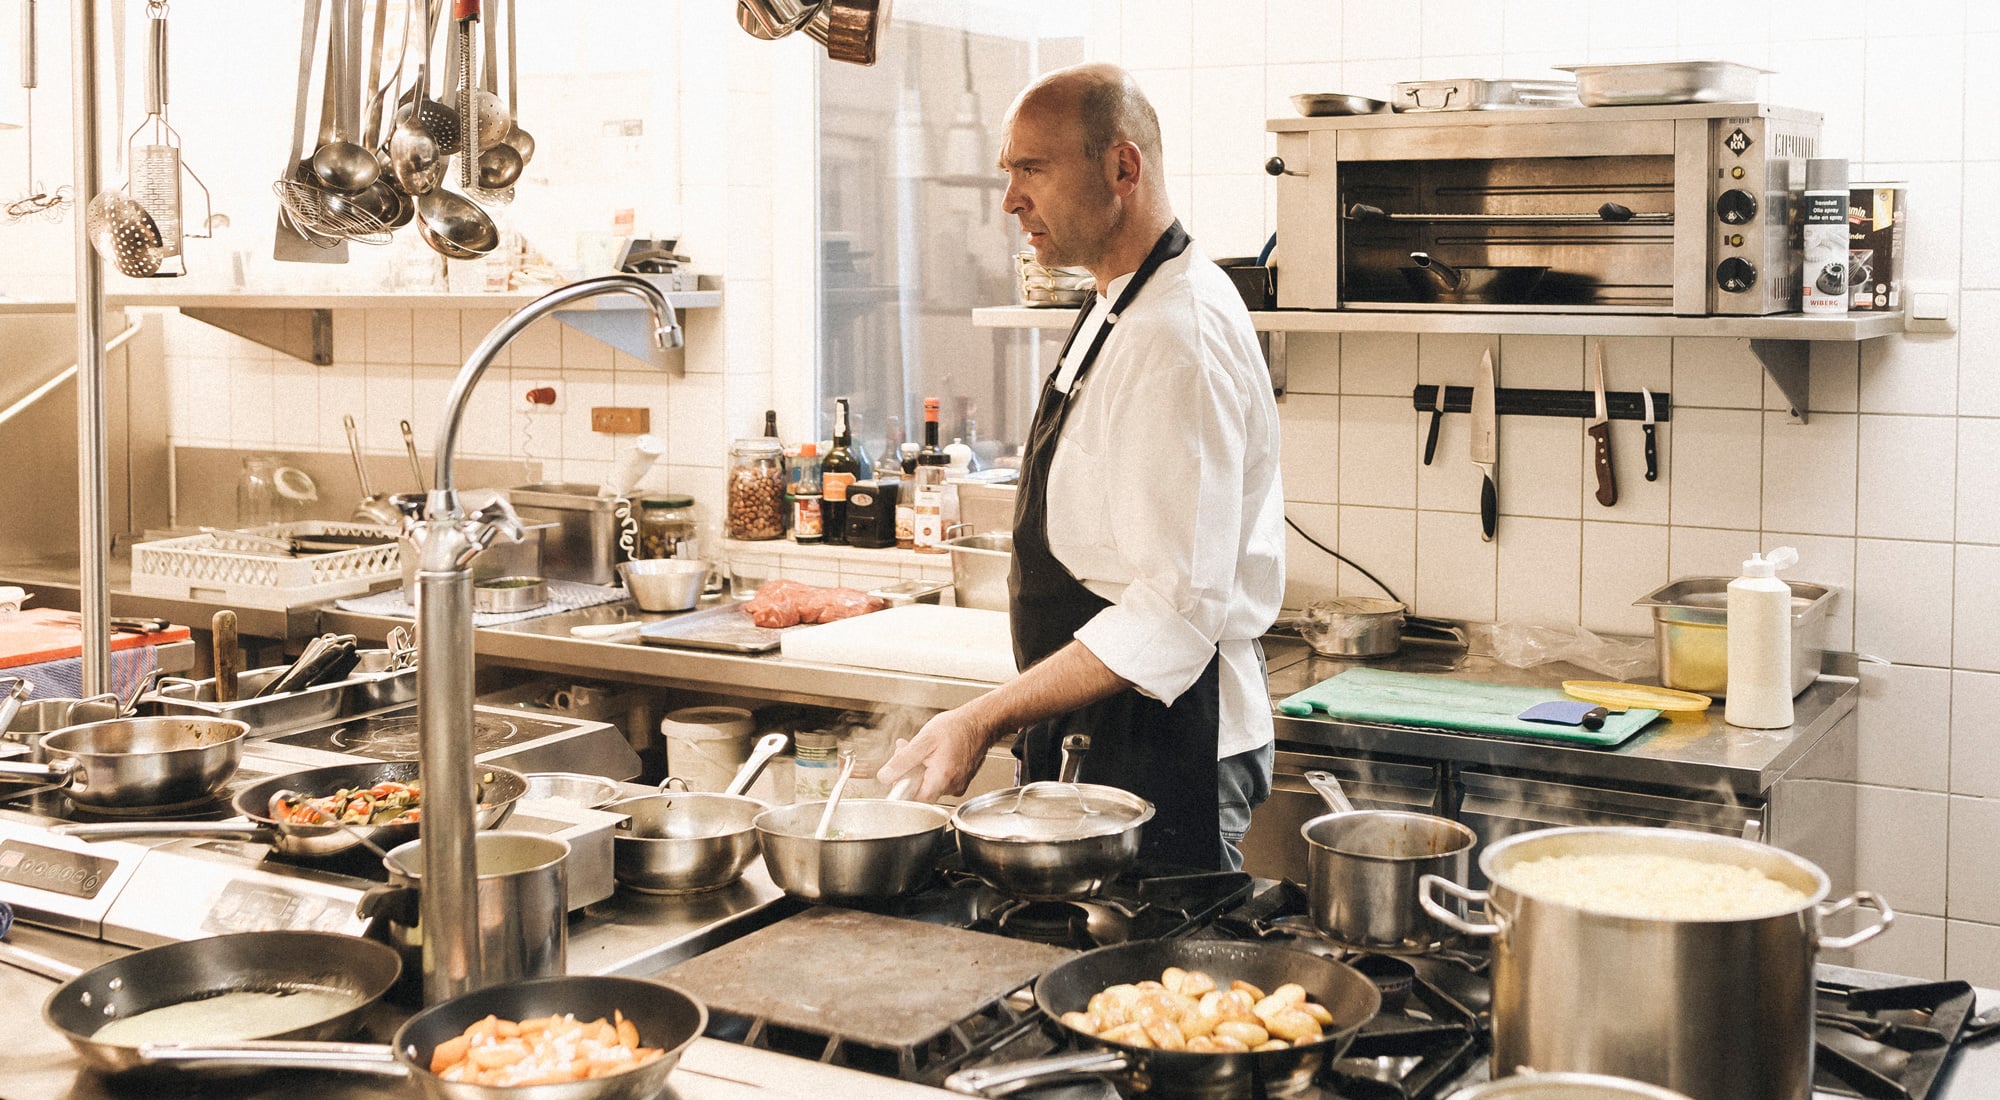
[84,191,165,278]
[499,0,533,166]
[274,0,387,248]
[5,0,70,224]
[344,414,402,523]
[273,0,349,260]
[121,1,214,275]
[454,0,479,189]
[334,0,406,229]
[309,0,381,195]
[472,0,521,197]
[399,419,427,490]
[401,0,462,155]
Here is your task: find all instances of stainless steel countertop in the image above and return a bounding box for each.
[1264,637,1861,797]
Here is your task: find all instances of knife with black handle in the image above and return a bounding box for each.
[1422,385,1445,465]
[1642,386,1659,481]
[1471,350,1498,541]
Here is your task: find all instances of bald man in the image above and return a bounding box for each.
[879,64,1284,872]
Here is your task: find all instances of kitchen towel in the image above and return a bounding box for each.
[1276,667,1661,747]
[335,580,627,626]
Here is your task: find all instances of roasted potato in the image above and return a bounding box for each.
[1066,967,1335,1054]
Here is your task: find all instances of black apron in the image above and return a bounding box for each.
[1007,220,1226,872]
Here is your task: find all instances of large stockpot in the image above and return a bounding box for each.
[946,938,1380,1100]
[608,732,785,894]
[137,973,706,1100]
[0,717,246,808]
[755,798,951,901]
[358,832,571,991]
[1300,770,1476,952]
[1419,826,1894,1100]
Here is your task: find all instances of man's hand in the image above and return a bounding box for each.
[878,706,997,804]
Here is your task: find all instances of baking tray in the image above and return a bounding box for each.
[638,604,787,653]
[1390,77,1578,112]
[1557,61,1766,106]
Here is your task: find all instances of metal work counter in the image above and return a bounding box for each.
[1264,637,1860,798]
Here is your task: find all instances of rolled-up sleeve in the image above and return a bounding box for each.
[1069,317,1251,706]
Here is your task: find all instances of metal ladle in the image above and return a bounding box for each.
[388,0,451,194]
[414,186,498,258]
[309,0,381,194]
[814,751,857,839]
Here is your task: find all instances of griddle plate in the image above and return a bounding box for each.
[662,906,1072,1051]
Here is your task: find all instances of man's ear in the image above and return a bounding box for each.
[1108,141,1143,198]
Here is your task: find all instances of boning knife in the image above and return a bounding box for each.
[1470,349,1498,542]
[1589,342,1617,507]
[1642,386,1659,481]
[1422,383,1445,466]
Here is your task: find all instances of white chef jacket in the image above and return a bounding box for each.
[1046,243,1285,761]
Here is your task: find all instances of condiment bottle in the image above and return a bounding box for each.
[1725,546,1800,729]
[821,399,860,545]
[913,397,948,552]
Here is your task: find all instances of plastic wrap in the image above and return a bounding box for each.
[1473,621,1658,682]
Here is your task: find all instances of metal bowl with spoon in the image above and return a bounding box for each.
[755,763,946,901]
[608,732,787,894]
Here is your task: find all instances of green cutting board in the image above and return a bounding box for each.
[1276,668,1660,747]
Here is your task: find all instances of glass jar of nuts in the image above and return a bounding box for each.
[726,438,786,540]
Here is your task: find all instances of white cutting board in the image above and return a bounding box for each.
[779,605,1017,683]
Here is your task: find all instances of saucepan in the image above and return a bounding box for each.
[608,732,786,894]
[0,912,401,1075]
[945,938,1380,1099]
[755,771,950,901]
[1300,770,1476,953]
[1293,596,1467,659]
[0,717,247,809]
[951,733,1155,901]
[1402,252,1548,304]
[135,973,706,1100]
[54,759,527,862]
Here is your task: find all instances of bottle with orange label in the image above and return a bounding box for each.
[821,398,859,545]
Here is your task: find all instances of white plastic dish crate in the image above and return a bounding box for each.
[130,522,401,608]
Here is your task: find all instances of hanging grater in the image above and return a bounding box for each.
[125,1,213,271]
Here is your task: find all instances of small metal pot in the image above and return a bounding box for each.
[1299,771,1476,952]
[1296,597,1467,659]
[755,798,951,901]
[608,733,784,894]
[358,831,571,991]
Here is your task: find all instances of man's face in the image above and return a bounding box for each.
[998,101,1119,270]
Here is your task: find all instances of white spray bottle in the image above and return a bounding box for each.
[1725,546,1800,729]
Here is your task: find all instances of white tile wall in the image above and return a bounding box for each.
[1093,0,2000,974]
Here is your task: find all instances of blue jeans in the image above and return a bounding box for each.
[1217,741,1273,872]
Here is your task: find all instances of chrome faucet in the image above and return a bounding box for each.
[413,276,681,1004]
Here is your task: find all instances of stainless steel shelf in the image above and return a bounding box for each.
[972,306,1906,421]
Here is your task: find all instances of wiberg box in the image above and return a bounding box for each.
[1848,184,1907,312]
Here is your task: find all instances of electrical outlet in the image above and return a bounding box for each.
[523,381,561,413]
[591,406,650,434]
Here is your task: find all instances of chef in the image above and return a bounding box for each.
[879,63,1284,871]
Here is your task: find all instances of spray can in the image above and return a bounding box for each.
[1802,158,1849,315]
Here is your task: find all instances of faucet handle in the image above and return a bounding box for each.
[470,494,527,545]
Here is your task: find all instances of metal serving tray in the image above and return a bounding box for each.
[638,604,787,654]
[148,666,348,735]
[1390,77,1579,112]
[1557,61,1767,106]
[1634,578,1834,699]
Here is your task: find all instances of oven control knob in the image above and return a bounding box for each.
[1716,257,1758,293]
[1716,189,1759,225]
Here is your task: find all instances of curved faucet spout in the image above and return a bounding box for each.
[431,275,681,501]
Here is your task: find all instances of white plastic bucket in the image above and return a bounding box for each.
[659,706,755,792]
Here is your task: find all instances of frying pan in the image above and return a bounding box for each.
[0,717,247,809]
[946,939,1380,1099]
[138,973,706,1100]
[0,918,402,1075]
[53,760,528,861]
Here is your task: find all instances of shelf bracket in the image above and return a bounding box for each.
[1748,339,1810,424]
[180,307,333,366]
[550,308,685,373]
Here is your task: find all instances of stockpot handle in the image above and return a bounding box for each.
[1818,891,1896,951]
[139,1040,408,1076]
[52,821,271,843]
[1419,873,1502,937]
[944,1050,1131,1096]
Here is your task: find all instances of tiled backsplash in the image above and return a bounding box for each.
[1088,0,1997,982]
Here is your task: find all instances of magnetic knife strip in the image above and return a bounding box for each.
[1411,385,1671,422]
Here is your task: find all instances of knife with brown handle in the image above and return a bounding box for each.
[1588,342,1617,507]
[211,609,241,703]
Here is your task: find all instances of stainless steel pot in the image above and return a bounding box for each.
[1295,596,1468,658]
[951,734,1154,901]
[941,531,1011,612]
[0,717,247,808]
[755,798,951,901]
[1419,826,1894,1100]
[607,732,784,894]
[1445,1073,1696,1100]
[358,831,570,991]
[1300,770,1475,952]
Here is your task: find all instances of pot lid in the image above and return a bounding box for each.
[952,781,1154,841]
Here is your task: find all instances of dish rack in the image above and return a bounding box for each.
[1015,250,1094,306]
[131,522,401,608]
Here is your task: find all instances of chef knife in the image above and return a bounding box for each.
[1470,349,1498,541]
[1422,384,1445,466]
[1642,386,1659,481]
[1588,342,1617,507]
[211,610,241,704]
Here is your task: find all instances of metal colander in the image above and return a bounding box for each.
[85,192,165,279]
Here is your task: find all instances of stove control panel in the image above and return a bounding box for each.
[0,818,149,938]
[104,850,369,948]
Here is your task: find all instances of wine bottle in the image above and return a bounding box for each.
[822,398,860,545]
[913,397,948,552]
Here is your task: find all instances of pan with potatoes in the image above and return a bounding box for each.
[944,939,1379,1099]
